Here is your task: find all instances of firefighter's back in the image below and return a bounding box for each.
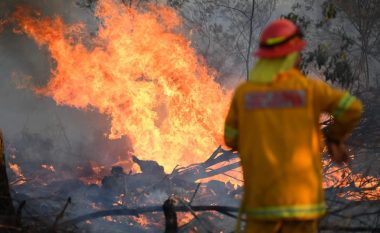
[234,68,326,219]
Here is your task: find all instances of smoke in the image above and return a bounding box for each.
[0,0,299,169]
[0,0,132,168]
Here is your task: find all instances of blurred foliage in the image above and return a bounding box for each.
[321,1,336,21]
[169,0,278,82]
[283,1,358,89]
[167,0,188,9]
[303,33,355,88]
[283,12,311,32]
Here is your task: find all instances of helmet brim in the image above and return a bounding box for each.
[255,38,306,59]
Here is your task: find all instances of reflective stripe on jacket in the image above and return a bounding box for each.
[224,69,363,220]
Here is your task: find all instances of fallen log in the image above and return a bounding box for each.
[59,204,380,233]
[172,146,240,182]
[59,205,239,226]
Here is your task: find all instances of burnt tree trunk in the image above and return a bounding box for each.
[0,130,17,232]
[163,198,178,233]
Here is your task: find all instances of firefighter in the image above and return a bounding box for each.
[224,19,363,233]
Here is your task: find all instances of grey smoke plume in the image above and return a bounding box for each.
[0,0,132,167]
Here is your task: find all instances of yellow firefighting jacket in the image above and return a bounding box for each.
[224,68,362,220]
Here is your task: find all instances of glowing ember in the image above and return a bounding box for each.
[9,162,24,178]
[113,194,125,206]
[8,162,26,185]
[177,212,194,226]
[112,155,142,174]
[41,164,56,172]
[77,161,107,185]
[90,202,102,210]
[90,161,106,175]
[130,215,149,227]
[104,216,114,222]
[11,0,230,172]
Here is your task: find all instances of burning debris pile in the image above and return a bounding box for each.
[0,0,379,232]
[6,146,241,233]
[3,139,379,233]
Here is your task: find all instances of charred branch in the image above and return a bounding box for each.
[176,197,213,233]
[172,147,240,181]
[59,205,239,226]
[189,183,201,205]
[58,203,380,232]
[52,197,72,230]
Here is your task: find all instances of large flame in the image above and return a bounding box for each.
[12,0,230,171]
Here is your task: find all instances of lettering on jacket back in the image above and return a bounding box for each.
[244,90,306,110]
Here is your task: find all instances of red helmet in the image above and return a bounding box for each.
[255,19,306,58]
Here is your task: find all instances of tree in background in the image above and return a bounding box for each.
[332,0,380,90]
[172,0,277,82]
[284,0,380,92]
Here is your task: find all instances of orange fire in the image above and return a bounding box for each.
[41,164,56,172]
[77,161,107,186]
[9,163,25,179]
[177,212,195,226]
[130,215,149,227]
[322,158,380,201]
[12,0,230,172]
